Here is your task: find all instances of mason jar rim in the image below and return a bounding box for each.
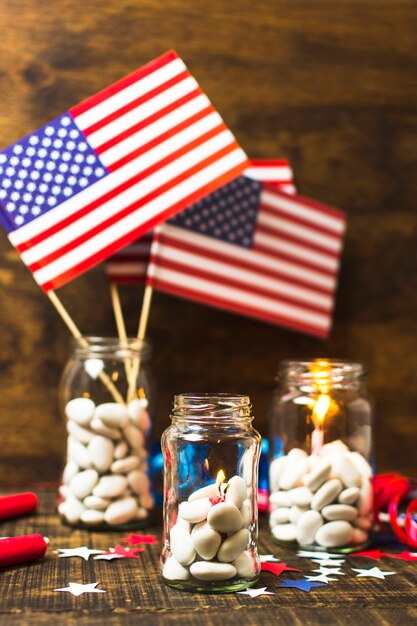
[278,359,366,382]
[71,336,151,359]
[171,392,252,422]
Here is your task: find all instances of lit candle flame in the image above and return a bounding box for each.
[312,393,330,428]
[138,387,146,399]
[204,458,210,471]
[216,469,226,488]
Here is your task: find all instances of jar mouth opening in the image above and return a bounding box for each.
[72,336,151,359]
[172,393,252,421]
[278,359,365,382]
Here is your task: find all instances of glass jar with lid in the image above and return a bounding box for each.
[269,359,374,553]
[161,393,262,592]
[58,336,154,530]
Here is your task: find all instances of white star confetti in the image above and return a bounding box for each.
[352,567,396,580]
[312,566,345,576]
[93,553,126,561]
[237,587,274,598]
[297,550,344,559]
[55,546,105,561]
[259,554,280,563]
[311,558,345,566]
[306,573,338,583]
[54,582,106,597]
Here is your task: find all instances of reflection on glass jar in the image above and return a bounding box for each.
[161,393,262,592]
[58,337,154,530]
[268,359,374,553]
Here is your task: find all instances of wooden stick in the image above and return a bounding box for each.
[47,290,125,405]
[126,284,153,403]
[109,283,132,379]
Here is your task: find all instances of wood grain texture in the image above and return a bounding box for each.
[0,488,416,626]
[0,0,416,482]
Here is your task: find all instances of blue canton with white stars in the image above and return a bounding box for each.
[0,114,108,233]
[168,176,262,248]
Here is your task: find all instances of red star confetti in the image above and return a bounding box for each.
[261,562,300,576]
[382,551,417,562]
[54,582,106,596]
[106,544,145,559]
[351,549,385,561]
[352,567,396,579]
[237,586,274,598]
[119,533,159,545]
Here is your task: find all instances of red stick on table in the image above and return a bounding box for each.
[0,534,47,567]
[0,492,38,520]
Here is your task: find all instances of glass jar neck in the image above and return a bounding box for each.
[171,393,253,426]
[72,336,151,360]
[278,359,366,387]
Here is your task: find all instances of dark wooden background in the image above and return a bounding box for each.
[0,0,416,484]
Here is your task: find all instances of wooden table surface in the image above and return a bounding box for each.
[1,488,416,625]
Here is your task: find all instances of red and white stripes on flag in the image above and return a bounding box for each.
[4,50,248,291]
[105,159,296,285]
[147,186,346,338]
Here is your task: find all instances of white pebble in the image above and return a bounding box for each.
[88,436,114,473]
[139,492,154,510]
[322,504,358,521]
[65,397,95,426]
[124,423,145,450]
[233,550,259,577]
[63,460,79,485]
[271,523,297,542]
[287,448,308,460]
[288,487,312,507]
[191,521,222,560]
[270,507,290,525]
[303,459,332,492]
[296,510,323,546]
[351,528,369,544]
[225,476,247,509]
[338,487,360,505]
[176,516,192,532]
[188,483,218,501]
[358,478,373,515]
[90,418,122,440]
[163,556,190,581]
[114,440,128,460]
[170,523,196,565]
[269,491,292,508]
[320,440,349,457]
[127,470,151,495]
[289,505,308,524]
[69,469,99,500]
[136,507,148,520]
[269,457,287,492]
[80,509,105,525]
[62,494,85,524]
[178,498,212,524]
[127,399,150,429]
[217,529,250,562]
[331,453,362,488]
[207,502,243,533]
[315,520,353,547]
[240,501,251,527]
[111,456,140,474]
[84,495,111,510]
[68,438,91,469]
[311,479,342,511]
[104,496,138,525]
[350,452,373,478]
[94,403,129,428]
[190,561,237,581]
[93,475,128,498]
[279,458,309,490]
[355,515,373,530]
[59,484,70,499]
[67,420,94,444]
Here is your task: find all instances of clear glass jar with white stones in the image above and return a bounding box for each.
[161,394,262,592]
[58,337,154,530]
[268,360,374,553]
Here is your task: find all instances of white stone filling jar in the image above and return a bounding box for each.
[58,337,154,530]
[268,359,374,553]
[161,393,262,592]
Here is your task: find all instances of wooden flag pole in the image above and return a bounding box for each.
[47,290,125,405]
[109,283,133,379]
[126,284,154,403]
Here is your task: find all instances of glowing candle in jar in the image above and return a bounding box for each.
[309,360,332,456]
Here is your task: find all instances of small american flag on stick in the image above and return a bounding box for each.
[0,50,248,291]
[105,159,296,285]
[147,177,346,338]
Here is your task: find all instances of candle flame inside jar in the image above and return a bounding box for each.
[311,393,331,428]
[215,469,229,497]
[308,360,333,429]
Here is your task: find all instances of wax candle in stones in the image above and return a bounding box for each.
[161,393,262,592]
[268,360,374,553]
[58,337,154,530]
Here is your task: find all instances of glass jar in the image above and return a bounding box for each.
[58,336,155,530]
[161,393,262,593]
[269,359,374,553]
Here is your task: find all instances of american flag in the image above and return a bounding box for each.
[0,50,248,291]
[147,176,346,338]
[105,158,296,284]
